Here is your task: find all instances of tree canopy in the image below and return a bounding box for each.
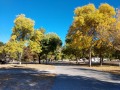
[0,3,120,65]
[12,14,34,41]
[65,3,120,66]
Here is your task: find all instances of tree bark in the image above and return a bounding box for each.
[38,54,41,64]
[89,47,92,67]
[76,57,78,64]
[100,57,103,66]
[99,51,103,66]
[46,54,48,64]
[4,54,7,62]
[18,52,22,64]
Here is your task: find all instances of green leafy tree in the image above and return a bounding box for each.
[40,33,62,63]
[0,42,4,47]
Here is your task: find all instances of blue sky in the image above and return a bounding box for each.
[0,0,120,45]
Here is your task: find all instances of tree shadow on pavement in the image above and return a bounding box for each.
[0,67,55,90]
[52,73,120,90]
[73,68,120,81]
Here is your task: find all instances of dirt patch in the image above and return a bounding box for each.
[0,64,55,71]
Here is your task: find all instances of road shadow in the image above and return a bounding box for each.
[73,68,120,81]
[52,73,120,90]
[0,67,55,90]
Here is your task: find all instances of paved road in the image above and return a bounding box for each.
[52,65,120,90]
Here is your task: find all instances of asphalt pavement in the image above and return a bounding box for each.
[52,65,120,90]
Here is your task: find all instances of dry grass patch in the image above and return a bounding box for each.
[0,64,14,68]
[90,65,120,75]
[15,64,55,70]
[0,64,55,71]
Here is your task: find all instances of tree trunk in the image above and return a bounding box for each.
[76,57,79,64]
[18,52,22,64]
[75,54,78,64]
[38,54,41,64]
[100,57,103,66]
[82,50,85,58]
[89,47,92,67]
[4,54,7,62]
[50,54,52,62]
[118,51,120,60]
[99,51,103,66]
[46,54,48,64]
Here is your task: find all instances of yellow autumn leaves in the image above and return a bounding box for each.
[65,3,120,66]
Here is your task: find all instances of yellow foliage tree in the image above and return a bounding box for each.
[10,14,35,64]
[12,14,34,41]
[66,3,116,66]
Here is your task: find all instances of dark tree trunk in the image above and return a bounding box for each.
[76,57,78,64]
[100,57,103,66]
[46,54,48,64]
[82,50,85,58]
[89,47,92,67]
[99,51,103,66]
[4,54,7,62]
[38,54,41,64]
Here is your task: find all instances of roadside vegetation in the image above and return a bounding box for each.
[90,65,120,75]
[0,3,120,69]
[64,3,120,67]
